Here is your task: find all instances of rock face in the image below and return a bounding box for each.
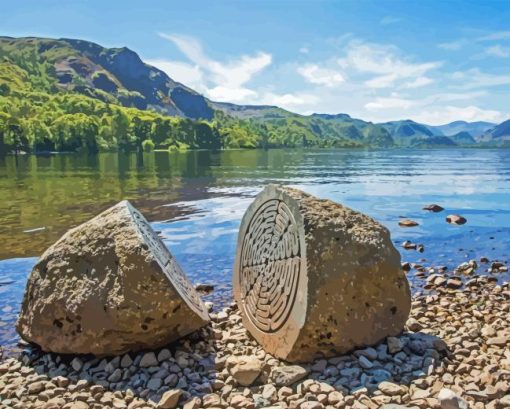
[16,200,210,355]
[233,185,411,362]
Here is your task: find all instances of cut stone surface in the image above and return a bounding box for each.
[233,185,411,362]
[16,200,210,355]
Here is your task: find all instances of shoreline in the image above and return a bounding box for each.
[1,275,508,409]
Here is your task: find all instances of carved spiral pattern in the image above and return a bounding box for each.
[132,211,204,313]
[239,199,302,333]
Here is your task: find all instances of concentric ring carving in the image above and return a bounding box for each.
[239,199,302,333]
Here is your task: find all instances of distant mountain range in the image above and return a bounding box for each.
[1,36,509,151]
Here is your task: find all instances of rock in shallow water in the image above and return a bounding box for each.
[446,214,467,225]
[16,200,210,355]
[233,185,411,362]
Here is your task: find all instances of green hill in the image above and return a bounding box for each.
[379,120,434,145]
[477,119,510,146]
[0,36,398,154]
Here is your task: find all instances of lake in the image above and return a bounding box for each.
[1,148,509,354]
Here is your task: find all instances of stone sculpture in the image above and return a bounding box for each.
[233,185,411,362]
[17,200,209,355]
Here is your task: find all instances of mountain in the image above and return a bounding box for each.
[428,120,495,138]
[378,120,434,145]
[448,131,476,145]
[478,119,510,145]
[0,36,399,152]
[0,36,214,120]
[411,136,457,148]
[0,35,507,154]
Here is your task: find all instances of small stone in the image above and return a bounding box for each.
[28,381,45,394]
[271,365,309,386]
[139,352,158,368]
[328,391,344,405]
[423,204,444,212]
[387,337,403,354]
[120,354,133,368]
[446,215,467,225]
[108,368,122,383]
[355,347,378,360]
[183,397,201,409]
[157,389,182,409]
[157,349,172,362]
[406,318,423,332]
[399,219,419,227]
[486,336,509,346]
[358,355,373,369]
[195,283,214,294]
[262,384,277,401]
[438,388,468,409]
[202,393,222,408]
[71,357,83,372]
[402,241,417,250]
[299,402,324,409]
[446,278,462,289]
[311,359,328,372]
[147,378,163,391]
[229,356,262,386]
[378,381,405,396]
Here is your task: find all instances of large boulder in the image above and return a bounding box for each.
[17,200,210,355]
[233,185,410,362]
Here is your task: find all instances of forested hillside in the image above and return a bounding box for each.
[0,36,394,154]
[1,36,508,155]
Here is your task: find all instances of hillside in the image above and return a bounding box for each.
[0,36,400,153]
[478,119,510,145]
[428,120,495,138]
[0,36,214,120]
[1,35,508,154]
[378,120,434,145]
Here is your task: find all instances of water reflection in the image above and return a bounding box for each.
[0,148,510,353]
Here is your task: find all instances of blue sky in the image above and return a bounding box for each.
[3,0,510,124]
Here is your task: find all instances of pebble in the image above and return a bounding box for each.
[157,389,182,409]
[139,352,158,368]
[446,214,467,225]
[399,219,419,227]
[0,278,508,409]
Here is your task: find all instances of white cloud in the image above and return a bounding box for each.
[486,45,510,58]
[402,76,434,89]
[452,68,510,89]
[260,92,320,109]
[146,59,204,90]
[338,40,441,88]
[438,40,465,51]
[297,64,345,87]
[412,105,506,125]
[299,47,309,54]
[478,31,510,41]
[207,86,258,103]
[157,32,272,103]
[365,97,416,111]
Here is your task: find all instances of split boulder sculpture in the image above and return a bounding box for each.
[233,185,411,362]
[17,201,209,356]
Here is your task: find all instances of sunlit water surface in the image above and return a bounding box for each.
[1,149,509,353]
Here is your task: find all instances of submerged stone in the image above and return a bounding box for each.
[233,185,411,362]
[16,200,209,355]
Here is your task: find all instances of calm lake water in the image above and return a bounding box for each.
[1,148,510,353]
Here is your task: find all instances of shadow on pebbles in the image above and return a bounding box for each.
[0,278,509,409]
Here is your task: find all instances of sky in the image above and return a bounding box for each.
[3,0,510,125]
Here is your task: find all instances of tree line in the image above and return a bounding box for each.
[0,82,370,155]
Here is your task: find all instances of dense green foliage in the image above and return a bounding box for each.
[0,83,223,153]
[5,35,506,154]
[0,42,387,154]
